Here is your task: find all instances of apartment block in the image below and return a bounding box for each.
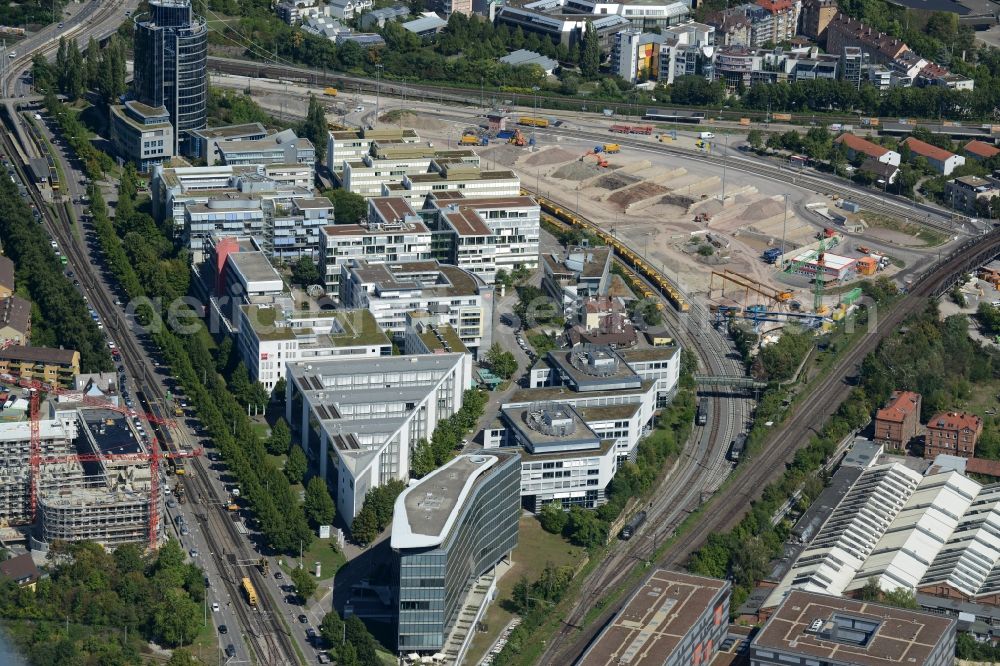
[286,353,473,519]
[799,0,836,41]
[319,198,433,293]
[577,571,730,666]
[0,346,80,387]
[834,133,901,166]
[873,390,921,451]
[541,246,612,315]
[263,196,334,262]
[925,411,983,459]
[0,256,12,298]
[945,176,1000,215]
[392,452,520,654]
[184,194,267,261]
[342,148,479,197]
[340,259,493,354]
[902,137,965,176]
[385,163,521,206]
[188,122,268,164]
[0,295,31,347]
[327,127,421,177]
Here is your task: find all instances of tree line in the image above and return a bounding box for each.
[0,178,112,373]
[0,540,207,665]
[33,35,127,105]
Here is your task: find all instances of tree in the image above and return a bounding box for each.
[267,418,292,455]
[291,256,322,287]
[152,588,201,647]
[290,565,318,600]
[323,189,368,224]
[538,501,568,534]
[304,476,336,527]
[351,505,380,545]
[410,437,436,477]
[320,611,345,648]
[485,343,517,380]
[299,94,329,158]
[580,21,600,78]
[285,445,308,485]
[167,648,197,666]
[746,129,765,152]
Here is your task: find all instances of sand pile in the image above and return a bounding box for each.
[593,172,640,191]
[743,197,786,221]
[553,161,604,181]
[523,147,579,167]
[480,144,522,168]
[387,112,447,131]
[609,182,669,207]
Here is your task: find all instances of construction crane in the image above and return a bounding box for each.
[710,269,793,305]
[5,374,197,549]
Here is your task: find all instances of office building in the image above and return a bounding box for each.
[945,176,1000,216]
[925,411,983,459]
[841,46,866,88]
[0,346,80,387]
[873,390,921,451]
[577,570,730,666]
[263,196,334,262]
[151,163,313,230]
[902,137,965,176]
[217,128,316,169]
[385,163,521,206]
[132,0,208,155]
[319,198,433,293]
[286,353,472,520]
[491,345,680,510]
[341,148,479,197]
[392,452,520,654]
[403,311,469,356]
[188,122,268,164]
[751,590,956,666]
[327,127,421,177]
[541,246,612,314]
[184,194,267,261]
[109,100,175,172]
[340,259,494,354]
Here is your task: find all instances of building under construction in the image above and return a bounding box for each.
[0,387,160,549]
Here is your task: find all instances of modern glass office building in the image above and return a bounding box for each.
[390,452,521,653]
[133,0,208,154]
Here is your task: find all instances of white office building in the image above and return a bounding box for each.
[263,196,334,263]
[286,353,472,520]
[383,162,521,206]
[327,127,422,177]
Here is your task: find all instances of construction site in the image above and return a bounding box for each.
[0,377,175,551]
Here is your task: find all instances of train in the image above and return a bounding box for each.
[533,194,689,312]
[728,433,747,462]
[621,510,647,540]
[242,576,259,608]
[696,398,709,426]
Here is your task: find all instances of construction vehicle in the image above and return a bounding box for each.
[710,269,793,304]
[459,134,488,146]
[175,482,186,505]
[581,149,609,168]
[603,143,620,154]
[508,128,527,147]
[323,87,338,97]
[694,213,711,223]
[496,129,515,141]
[762,247,782,264]
[517,116,549,128]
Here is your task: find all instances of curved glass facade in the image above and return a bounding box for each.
[133,0,207,154]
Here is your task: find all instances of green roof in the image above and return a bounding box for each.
[324,309,390,347]
[418,324,467,354]
[242,305,390,346]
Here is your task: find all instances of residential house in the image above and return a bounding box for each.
[964,140,1000,163]
[944,176,999,215]
[0,554,41,590]
[359,5,410,29]
[834,133,901,166]
[859,157,899,185]
[902,137,965,176]
[925,411,983,459]
[873,390,921,451]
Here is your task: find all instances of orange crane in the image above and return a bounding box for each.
[6,375,199,549]
[710,269,793,305]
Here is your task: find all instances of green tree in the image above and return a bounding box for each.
[285,445,308,485]
[746,129,765,151]
[351,504,379,546]
[290,565,318,600]
[322,189,368,224]
[267,418,292,455]
[538,501,568,534]
[304,476,336,527]
[85,37,100,89]
[410,437,436,477]
[291,256,322,286]
[167,648,197,665]
[580,21,600,78]
[485,342,517,379]
[215,336,234,374]
[299,94,329,159]
[152,588,201,647]
[320,610,345,647]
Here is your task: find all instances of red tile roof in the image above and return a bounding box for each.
[968,457,1000,477]
[875,390,920,423]
[902,137,956,162]
[834,133,890,158]
[964,140,1000,159]
[756,0,794,12]
[928,411,983,433]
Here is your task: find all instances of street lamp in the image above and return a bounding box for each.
[532,86,540,120]
[374,63,383,128]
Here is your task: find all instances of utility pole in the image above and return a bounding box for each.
[721,133,729,203]
[374,63,383,128]
[780,193,788,269]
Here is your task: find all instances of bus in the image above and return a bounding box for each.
[242,577,258,609]
[696,398,709,426]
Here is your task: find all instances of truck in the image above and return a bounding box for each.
[772,113,792,122]
[323,87,338,97]
[860,117,880,127]
[698,131,715,139]
[762,247,783,264]
[603,143,620,154]
[496,129,516,141]
[621,511,647,540]
[517,116,549,128]
[459,134,487,146]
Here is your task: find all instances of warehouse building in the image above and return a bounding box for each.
[751,590,956,666]
[576,570,730,666]
[286,353,473,520]
[391,452,520,657]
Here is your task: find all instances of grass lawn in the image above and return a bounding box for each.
[278,537,347,580]
[186,615,222,664]
[863,212,948,247]
[252,421,271,439]
[465,516,587,664]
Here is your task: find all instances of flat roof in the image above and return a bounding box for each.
[576,570,729,666]
[228,251,283,285]
[753,590,955,666]
[348,259,483,297]
[546,346,642,391]
[81,408,144,456]
[415,321,468,354]
[617,346,678,364]
[444,208,492,236]
[391,452,516,549]
[508,380,655,404]
[190,123,267,140]
[503,403,601,453]
[294,196,334,209]
[370,196,418,222]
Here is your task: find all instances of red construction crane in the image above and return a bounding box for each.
[4,374,197,549]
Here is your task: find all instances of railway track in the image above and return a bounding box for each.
[0,103,302,665]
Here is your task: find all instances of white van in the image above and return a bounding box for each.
[699,131,715,139]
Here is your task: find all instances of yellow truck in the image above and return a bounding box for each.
[603,143,620,154]
[739,117,751,126]
[460,134,483,146]
[323,87,338,97]
[772,113,792,122]
[517,116,549,128]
